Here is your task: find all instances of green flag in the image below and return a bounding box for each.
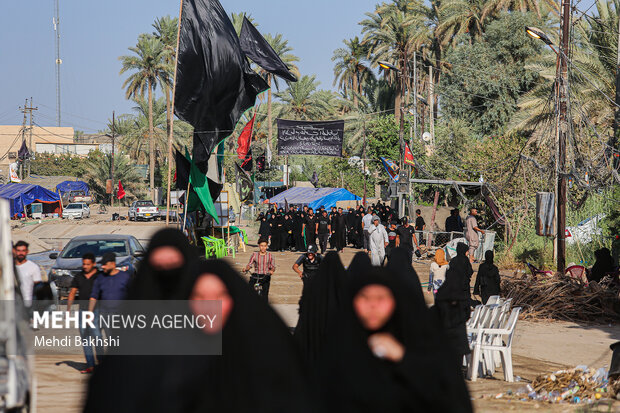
[186,148,219,225]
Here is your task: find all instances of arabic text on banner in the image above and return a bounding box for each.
[276,119,344,157]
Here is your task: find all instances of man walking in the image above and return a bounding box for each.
[368,216,389,266]
[316,210,331,254]
[333,207,347,253]
[292,244,322,285]
[465,208,485,263]
[303,208,317,249]
[396,217,419,263]
[89,253,131,310]
[415,209,426,245]
[244,238,276,300]
[361,207,374,253]
[13,240,42,307]
[67,253,102,374]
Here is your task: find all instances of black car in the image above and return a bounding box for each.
[48,234,145,299]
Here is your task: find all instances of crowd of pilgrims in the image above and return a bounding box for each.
[84,227,475,412]
[257,203,399,253]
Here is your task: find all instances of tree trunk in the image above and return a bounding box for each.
[148,80,155,202]
[352,71,359,109]
[268,75,272,157]
[395,72,402,123]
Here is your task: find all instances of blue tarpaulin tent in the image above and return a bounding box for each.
[0,183,62,217]
[269,187,360,210]
[56,180,89,195]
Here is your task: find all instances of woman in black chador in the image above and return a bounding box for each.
[434,242,473,357]
[84,258,316,413]
[474,250,501,304]
[318,249,472,413]
[294,252,347,365]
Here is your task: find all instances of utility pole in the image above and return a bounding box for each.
[613,15,620,168]
[556,0,571,273]
[53,0,62,126]
[19,100,37,179]
[27,98,37,177]
[398,63,407,217]
[429,65,435,148]
[413,51,418,146]
[110,111,115,206]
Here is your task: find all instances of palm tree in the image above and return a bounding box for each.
[84,151,146,203]
[482,0,559,18]
[119,34,171,200]
[361,0,425,122]
[258,34,300,159]
[332,37,374,108]
[438,0,487,44]
[276,75,336,120]
[152,16,178,136]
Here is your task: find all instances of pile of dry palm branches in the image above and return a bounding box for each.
[500,273,620,322]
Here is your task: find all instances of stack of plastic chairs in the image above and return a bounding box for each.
[201,236,236,259]
[466,297,521,382]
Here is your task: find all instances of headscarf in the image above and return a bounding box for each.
[589,248,614,283]
[294,252,347,364]
[484,250,494,265]
[347,251,372,278]
[319,262,472,413]
[434,249,449,266]
[126,228,198,300]
[85,259,316,413]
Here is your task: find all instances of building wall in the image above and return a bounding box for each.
[0,125,75,173]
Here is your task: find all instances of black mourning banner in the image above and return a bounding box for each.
[175,0,268,173]
[277,119,344,157]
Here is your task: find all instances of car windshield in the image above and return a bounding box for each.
[136,201,154,207]
[60,239,129,258]
[66,204,82,209]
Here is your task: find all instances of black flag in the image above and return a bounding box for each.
[239,17,297,82]
[235,162,253,202]
[175,0,268,173]
[17,141,31,161]
[175,149,190,190]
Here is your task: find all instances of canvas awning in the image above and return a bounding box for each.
[0,183,62,217]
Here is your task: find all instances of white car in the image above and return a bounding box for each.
[62,202,90,219]
[128,200,160,221]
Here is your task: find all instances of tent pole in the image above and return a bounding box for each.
[165,0,184,226]
[182,179,191,233]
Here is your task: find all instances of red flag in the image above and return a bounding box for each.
[404,144,415,166]
[237,114,256,160]
[117,180,126,200]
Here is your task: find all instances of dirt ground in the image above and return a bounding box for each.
[19,220,620,412]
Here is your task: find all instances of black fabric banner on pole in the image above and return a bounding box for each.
[277,119,344,157]
[174,0,268,173]
[239,17,297,82]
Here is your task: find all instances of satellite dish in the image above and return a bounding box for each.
[422,132,432,143]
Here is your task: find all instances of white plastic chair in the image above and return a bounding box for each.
[485,295,500,305]
[468,307,521,382]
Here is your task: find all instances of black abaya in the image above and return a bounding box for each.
[434,243,473,356]
[84,259,316,413]
[319,262,472,413]
[294,252,347,364]
[473,250,501,304]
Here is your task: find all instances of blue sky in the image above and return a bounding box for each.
[0,0,380,132]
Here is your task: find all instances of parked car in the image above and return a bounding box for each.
[61,190,94,207]
[128,200,160,221]
[48,234,145,299]
[62,202,90,219]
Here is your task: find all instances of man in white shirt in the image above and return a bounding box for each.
[361,207,374,253]
[368,216,389,266]
[13,241,42,306]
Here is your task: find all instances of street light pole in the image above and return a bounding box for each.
[556,0,571,273]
